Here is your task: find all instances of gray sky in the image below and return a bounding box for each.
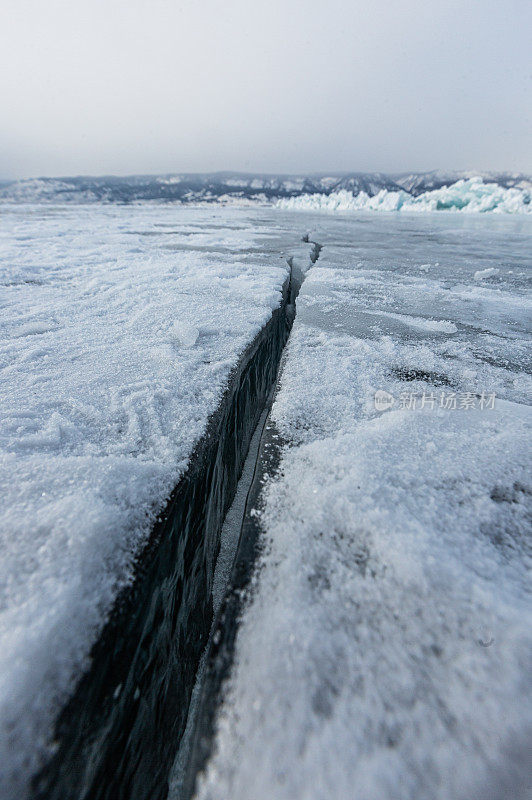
[1,0,531,178]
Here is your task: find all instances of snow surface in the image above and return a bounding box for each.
[277,177,532,214]
[0,203,312,799]
[195,212,532,800]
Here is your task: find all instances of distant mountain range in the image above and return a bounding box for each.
[1,171,530,204]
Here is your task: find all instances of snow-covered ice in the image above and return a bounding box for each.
[195,212,532,800]
[0,203,310,798]
[1,200,531,799]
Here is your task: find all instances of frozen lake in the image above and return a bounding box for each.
[190,210,532,800]
[0,202,530,799]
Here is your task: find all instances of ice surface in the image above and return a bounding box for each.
[195,212,532,800]
[277,177,532,214]
[0,203,310,798]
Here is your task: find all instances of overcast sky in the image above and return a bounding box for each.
[1,0,530,178]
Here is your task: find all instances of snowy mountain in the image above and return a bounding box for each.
[1,171,530,205]
[393,170,532,195]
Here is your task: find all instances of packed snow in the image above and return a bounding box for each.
[277,177,532,214]
[0,203,313,799]
[195,212,532,800]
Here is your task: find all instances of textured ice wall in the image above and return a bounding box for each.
[277,177,532,214]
